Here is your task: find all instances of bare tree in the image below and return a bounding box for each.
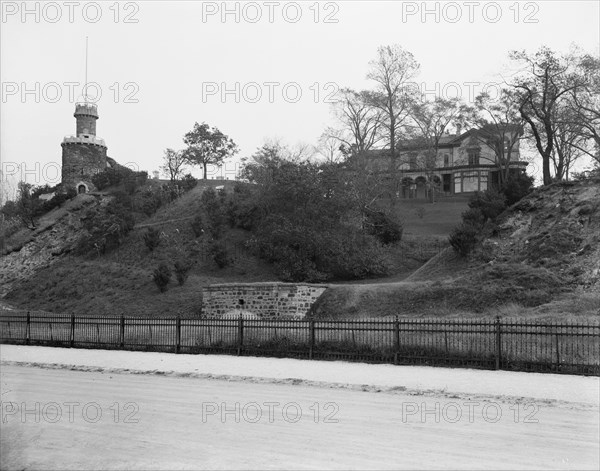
[551,106,592,180]
[330,88,384,156]
[314,129,344,164]
[468,89,525,188]
[510,47,588,185]
[565,54,600,164]
[160,148,187,182]
[409,96,467,202]
[367,45,420,188]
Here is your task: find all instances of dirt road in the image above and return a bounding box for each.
[1,364,598,470]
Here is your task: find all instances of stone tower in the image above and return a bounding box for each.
[61,102,108,193]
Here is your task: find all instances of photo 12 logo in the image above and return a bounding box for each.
[1,82,140,104]
[1,401,140,424]
[201,81,339,104]
[1,1,140,23]
[400,2,539,24]
[401,401,540,424]
[201,401,340,423]
[403,81,503,103]
[1,161,141,186]
[200,1,340,24]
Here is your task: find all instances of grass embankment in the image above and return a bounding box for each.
[3,182,458,317]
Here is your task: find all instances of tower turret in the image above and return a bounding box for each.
[74,102,99,136]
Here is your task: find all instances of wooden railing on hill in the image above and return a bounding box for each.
[1,314,598,376]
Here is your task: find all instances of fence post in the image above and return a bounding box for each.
[394,316,400,365]
[237,314,244,356]
[176,316,181,354]
[554,333,560,372]
[70,314,75,348]
[494,316,502,370]
[120,315,125,349]
[309,319,315,360]
[26,312,31,345]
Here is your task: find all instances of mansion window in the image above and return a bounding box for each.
[468,149,480,166]
[443,154,450,167]
[442,174,451,192]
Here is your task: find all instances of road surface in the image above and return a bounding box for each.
[1,364,598,470]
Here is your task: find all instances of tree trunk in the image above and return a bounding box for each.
[542,154,552,185]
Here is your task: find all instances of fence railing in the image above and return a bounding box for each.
[1,314,598,376]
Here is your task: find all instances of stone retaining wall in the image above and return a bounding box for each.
[201,283,328,318]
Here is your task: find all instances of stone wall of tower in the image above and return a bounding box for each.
[61,143,107,190]
[76,115,97,136]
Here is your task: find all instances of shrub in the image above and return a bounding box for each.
[201,188,225,238]
[449,222,480,257]
[461,207,485,227]
[226,184,259,230]
[317,232,390,280]
[91,168,121,190]
[75,192,135,255]
[364,210,403,245]
[174,259,193,286]
[190,214,204,237]
[179,174,198,191]
[92,168,147,192]
[143,228,161,251]
[468,190,507,223]
[65,186,78,200]
[152,263,171,292]
[209,241,230,268]
[502,172,534,206]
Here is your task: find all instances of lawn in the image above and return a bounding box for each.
[392,195,470,237]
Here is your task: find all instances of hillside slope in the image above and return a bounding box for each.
[312,179,600,320]
[0,181,281,317]
[0,179,438,317]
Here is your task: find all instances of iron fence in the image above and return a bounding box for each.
[1,314,598,376]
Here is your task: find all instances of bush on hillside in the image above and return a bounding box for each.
[190,214,204,237]
[449,222,480,257]
[364,209,403,245]
[461,207,485,227]
[179,174,198,191]
[209,241,230,268]
[92,168,147,192]
[174,259,193,286]
[75,192,135,255]
[468,190,507,223]
[503,172,534,206]
[143,227,161,251]
[226,183,260,230]
[152,263,171,292]
[201,188,225,239]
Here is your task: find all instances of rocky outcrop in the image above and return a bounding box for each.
[0,195,97,298]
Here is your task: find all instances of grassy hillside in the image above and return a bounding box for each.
[5,177,598,320]
[1,178,454,317]
[11,176,595,321]
[313,179,600,320]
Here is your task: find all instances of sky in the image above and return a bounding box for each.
[1,0,599,195]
